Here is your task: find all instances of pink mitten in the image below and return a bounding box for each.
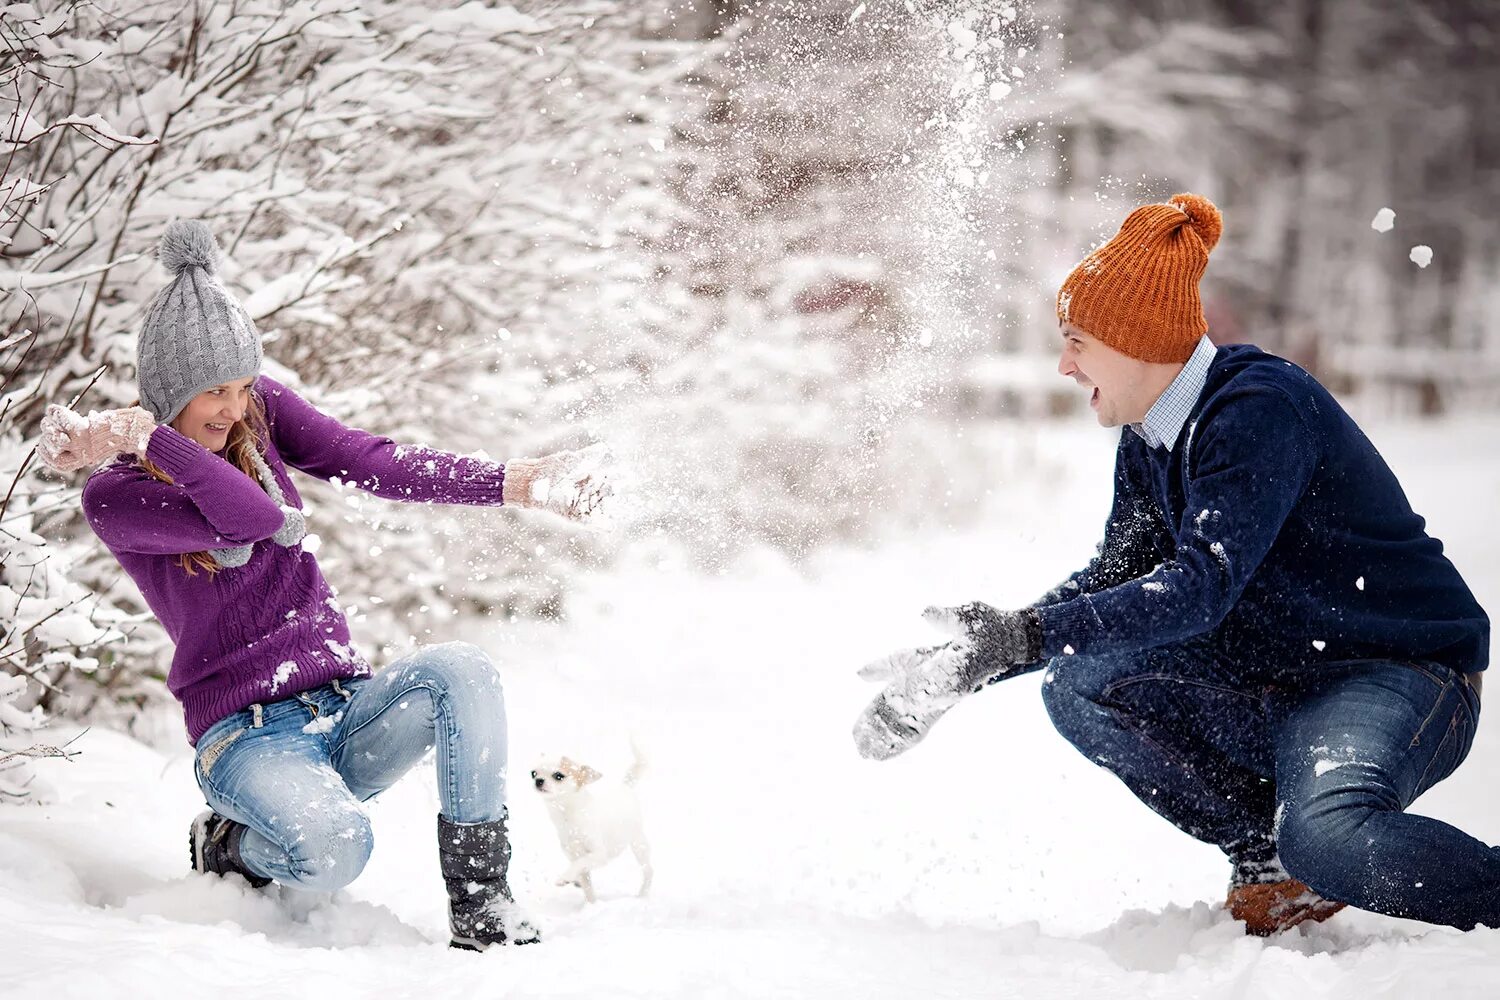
[38,404,157,473]
[501,443,611,522]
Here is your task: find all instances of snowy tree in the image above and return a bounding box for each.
[1011,0,1500,414]
[1,3,153,794]
[2,1,689,730]
[571,0,1065,559]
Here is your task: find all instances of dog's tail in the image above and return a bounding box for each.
[624,735,647,787]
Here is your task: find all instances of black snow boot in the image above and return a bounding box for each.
[189,810,272,888]
[438,813,542,951]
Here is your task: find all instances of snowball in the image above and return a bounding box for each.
[1409,245,1433,268]
[1312,639,1326,651]
[947,22,978,54]
[301,709,343,735]
[269,660,299,695]
[1370,207,1395,233]
[1355,576,1365,591]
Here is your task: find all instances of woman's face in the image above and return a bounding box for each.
[171,377,255,450]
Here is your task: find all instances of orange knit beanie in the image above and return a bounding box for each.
[1056,193,1223,363]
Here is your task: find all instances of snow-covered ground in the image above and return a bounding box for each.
[5,416,1500,999]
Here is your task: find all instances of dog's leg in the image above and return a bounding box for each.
[633,841,653,897]
[559,856,608,903]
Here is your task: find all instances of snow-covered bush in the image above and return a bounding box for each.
[1,3,159,793]
[0,421,146,799]
[1,1,694,716]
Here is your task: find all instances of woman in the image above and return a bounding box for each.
[38,220,608,951]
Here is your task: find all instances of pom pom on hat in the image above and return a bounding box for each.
[136,219,260,423]
[157,220,221,276]
[1169,192,1222,254]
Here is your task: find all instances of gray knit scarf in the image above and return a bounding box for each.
[210,446,306,568]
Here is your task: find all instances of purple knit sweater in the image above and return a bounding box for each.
[81,375,507,745]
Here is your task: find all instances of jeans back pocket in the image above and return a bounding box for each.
[197,727,246,780]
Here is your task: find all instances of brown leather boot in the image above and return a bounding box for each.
[1226,878,1346,936]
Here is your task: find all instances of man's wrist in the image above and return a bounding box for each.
[1018,607,1043,663]
[962,607,1044,688]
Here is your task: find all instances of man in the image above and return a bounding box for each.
[853,193,1492,935]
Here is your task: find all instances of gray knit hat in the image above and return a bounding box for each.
[136,221,262,424]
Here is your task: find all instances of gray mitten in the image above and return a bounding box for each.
[852,604,1040,761]
[919,602,1041,688]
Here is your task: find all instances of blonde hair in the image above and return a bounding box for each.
[136,386,271,577]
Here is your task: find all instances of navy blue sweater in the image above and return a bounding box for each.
[1033,344,1489,677]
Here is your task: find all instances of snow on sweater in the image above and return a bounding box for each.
[81,375,507,745]
[1033,344,1489,677]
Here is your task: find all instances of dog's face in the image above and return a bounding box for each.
[532,756,602,797]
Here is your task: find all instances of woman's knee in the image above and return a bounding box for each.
[284,811,375,892]
[402,641,502,693]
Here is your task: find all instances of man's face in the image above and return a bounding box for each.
[171,377,254,450]
[1056,322,1155,428]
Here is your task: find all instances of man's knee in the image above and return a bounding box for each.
[1275,788,1389,899]
[1041,657,1111,744]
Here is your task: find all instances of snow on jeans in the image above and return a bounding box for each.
[192,640,508,891]
[1040,638,1500,929]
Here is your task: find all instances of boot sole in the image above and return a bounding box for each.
[448,928,542,950]
[189,809,213,874]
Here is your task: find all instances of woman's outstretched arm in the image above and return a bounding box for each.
[262,376,609,519]
[259,375,510,505]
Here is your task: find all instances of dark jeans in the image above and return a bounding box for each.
[1040,639,1499,929]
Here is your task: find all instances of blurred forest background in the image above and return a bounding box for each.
[2,0,1496,791]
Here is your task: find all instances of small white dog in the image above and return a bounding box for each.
[531,744,651,903]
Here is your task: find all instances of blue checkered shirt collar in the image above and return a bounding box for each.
[1129,335,1217,450]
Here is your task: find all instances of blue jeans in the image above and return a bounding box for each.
[192,641,508,891]
[1041,639,1499,929]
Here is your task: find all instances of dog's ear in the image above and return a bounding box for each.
[559,758,603,785]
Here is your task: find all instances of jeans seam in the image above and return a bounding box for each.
[330,680,456,807]
[197,751,244,812]
[1403,660,1453,688]
[1101,671,1263,706]
[1408,673,1457,749]
[1415,708,1462,792]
